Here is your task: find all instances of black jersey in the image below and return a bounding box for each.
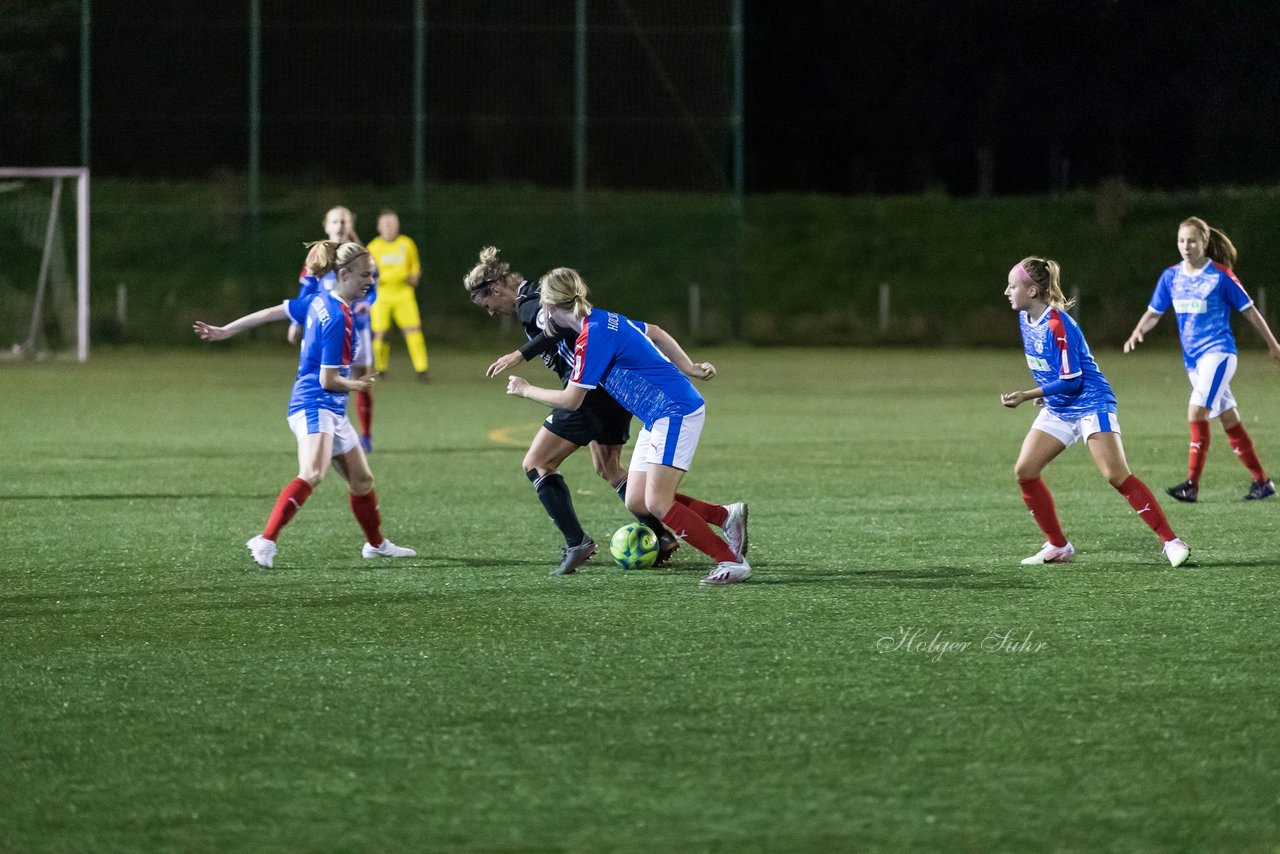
[515,279,576,384]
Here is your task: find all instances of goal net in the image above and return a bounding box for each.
[0,168,89,361]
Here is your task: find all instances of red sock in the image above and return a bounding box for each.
[356,390,373,439]
[1018,478,1068,547]
[350,490,383,545]
[263,478,313,541]
[673,492,728,527]
[1187,420,1211,485]
[1225,423,1267,481]
[662,503,737,563]
[1115,475,1176,543]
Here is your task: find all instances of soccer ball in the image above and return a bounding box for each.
[609,523,660,569]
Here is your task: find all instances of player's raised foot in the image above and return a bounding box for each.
[551,536,596,576]
[653,533,680,568]
[700,559,752,586]
[246,535,277,569]
[416,370,431,384]
[1166,480,1198,503]
[1020,541,1075,565]
[1163,537,1191,568]
[1245,478,1276,501]
[722,502,749,560]
[362,539,417,558]
[360,435,373,454]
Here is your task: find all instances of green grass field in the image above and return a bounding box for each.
[3,345,1279,851]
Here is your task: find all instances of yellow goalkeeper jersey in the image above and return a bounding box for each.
[367,235,421,293]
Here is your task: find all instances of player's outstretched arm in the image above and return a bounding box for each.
[1123,309,1163,353]
[194,303,291,342]
[1241,306,1280,365]
[645,323,716,380]
[486,350,524,378]
[506,376,587,411]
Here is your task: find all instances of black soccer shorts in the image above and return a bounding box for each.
[543,387,632,447]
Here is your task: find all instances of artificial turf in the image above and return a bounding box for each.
[3,346,1278,851]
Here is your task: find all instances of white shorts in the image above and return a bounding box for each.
[351,325,374,370]
[1031,408,1120,448]
[1187,352,1237,418]
[287,408,361,456]
[629,406,706,473]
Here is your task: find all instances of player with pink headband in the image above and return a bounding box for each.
[1000,256,1191,568]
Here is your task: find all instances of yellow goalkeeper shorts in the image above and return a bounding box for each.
[370,286,422,333]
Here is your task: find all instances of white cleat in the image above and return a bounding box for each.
[700,559,752,586]
[722,502,749,560]
[362,539,417,559]
[246,535,277,569]
[1163,537,1191,568]
[1020,541,1075,565]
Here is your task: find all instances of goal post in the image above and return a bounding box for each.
[0,167,90,362]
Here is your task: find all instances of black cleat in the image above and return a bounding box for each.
[551,536,596,575]
[1166,480,1198,503]
[1245,479,1276,501]
[653,534,680,568]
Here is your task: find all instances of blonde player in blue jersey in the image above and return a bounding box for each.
[194,240,415,569]
[505,267,752,586]
[1124,216,1280,503]
[289,206,378,453]
[1001,256,1191,568]
[467,247,689,575]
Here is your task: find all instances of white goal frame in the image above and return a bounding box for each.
[0,167,90,362]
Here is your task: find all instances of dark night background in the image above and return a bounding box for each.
[3,0,1280,195]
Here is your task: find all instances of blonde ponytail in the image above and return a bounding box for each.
[305,240,369,278]
[538,267,593,318]
[1017,256,1076,311]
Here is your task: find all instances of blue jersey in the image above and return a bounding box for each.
[1149,260,1253,369]
[568,308,704,428]
[1019,306,1116,419]
[284,291,355,416]
[297,263,376,333]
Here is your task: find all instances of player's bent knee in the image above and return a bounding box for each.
[1014,462,1040,482]
[522,453,557,475]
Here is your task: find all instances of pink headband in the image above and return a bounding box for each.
[1010,262,1036,287]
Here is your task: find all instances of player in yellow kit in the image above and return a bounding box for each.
[367,209,430,382]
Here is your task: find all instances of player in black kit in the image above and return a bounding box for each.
[464,246,680,575]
